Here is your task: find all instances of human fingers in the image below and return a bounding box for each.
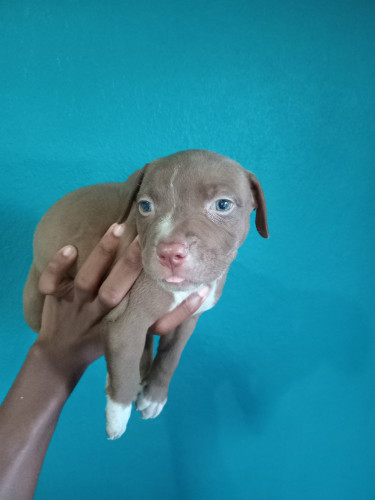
[74,223,125,299]
[94,235,142,313]
[149,285,210,335]
[39,245,78,296]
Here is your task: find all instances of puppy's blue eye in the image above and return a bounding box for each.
[139,200,154,214]
[215,199,233,212]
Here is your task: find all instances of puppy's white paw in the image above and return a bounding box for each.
[105,396,132,440]
[136,389,167,420]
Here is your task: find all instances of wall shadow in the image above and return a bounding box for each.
[163,263,373,499]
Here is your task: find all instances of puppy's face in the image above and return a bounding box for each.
[134,151,266,291]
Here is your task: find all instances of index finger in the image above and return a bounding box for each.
[74,223,126,297]
[95,236,142,312]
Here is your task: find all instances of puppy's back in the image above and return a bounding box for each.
[32,182,128,274]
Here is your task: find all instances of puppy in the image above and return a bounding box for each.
[23,149,268,439]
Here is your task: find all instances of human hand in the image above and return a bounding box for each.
[35,223,209,377]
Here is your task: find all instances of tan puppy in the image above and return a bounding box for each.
[23,149,269,439]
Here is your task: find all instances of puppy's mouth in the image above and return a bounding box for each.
[163,278,192,288]
[159,276,198,290]
[164,276,186,284]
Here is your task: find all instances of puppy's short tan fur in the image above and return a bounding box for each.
[23,149,268,439]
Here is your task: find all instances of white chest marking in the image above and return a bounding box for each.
[168,280,218,316]
[196,280,218,314]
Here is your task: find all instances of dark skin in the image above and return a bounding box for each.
[0,223,209,500]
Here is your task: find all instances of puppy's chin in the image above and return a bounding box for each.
[143,265,226,292]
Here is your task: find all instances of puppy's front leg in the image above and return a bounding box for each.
[104,311,149,440]
[136,314,200,419]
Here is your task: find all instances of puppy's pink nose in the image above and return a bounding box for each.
[157,242,188,268]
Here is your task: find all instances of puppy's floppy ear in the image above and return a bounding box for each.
[118,165,147,223]
[247,171,269,239]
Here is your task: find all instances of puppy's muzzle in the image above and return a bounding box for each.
[157,242,188,270]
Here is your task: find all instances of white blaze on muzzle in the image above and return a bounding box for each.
[155,213,174,244]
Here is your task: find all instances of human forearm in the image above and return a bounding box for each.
[0,342,84,500]
[0,224,209,498]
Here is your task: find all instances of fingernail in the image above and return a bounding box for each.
[197,285,210,300]
[113,223,125,237]
[188,285,210,309]
[188,294,202,308]
[62,245,74,257]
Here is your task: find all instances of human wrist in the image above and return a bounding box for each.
[30,340,87,393]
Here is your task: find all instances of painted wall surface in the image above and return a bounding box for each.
[1,1,374,499]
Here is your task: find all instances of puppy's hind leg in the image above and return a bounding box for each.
[136,315,199,420]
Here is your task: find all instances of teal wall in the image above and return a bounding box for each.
[1,1,374,499]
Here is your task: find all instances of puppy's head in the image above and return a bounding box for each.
[128,150,268,291]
